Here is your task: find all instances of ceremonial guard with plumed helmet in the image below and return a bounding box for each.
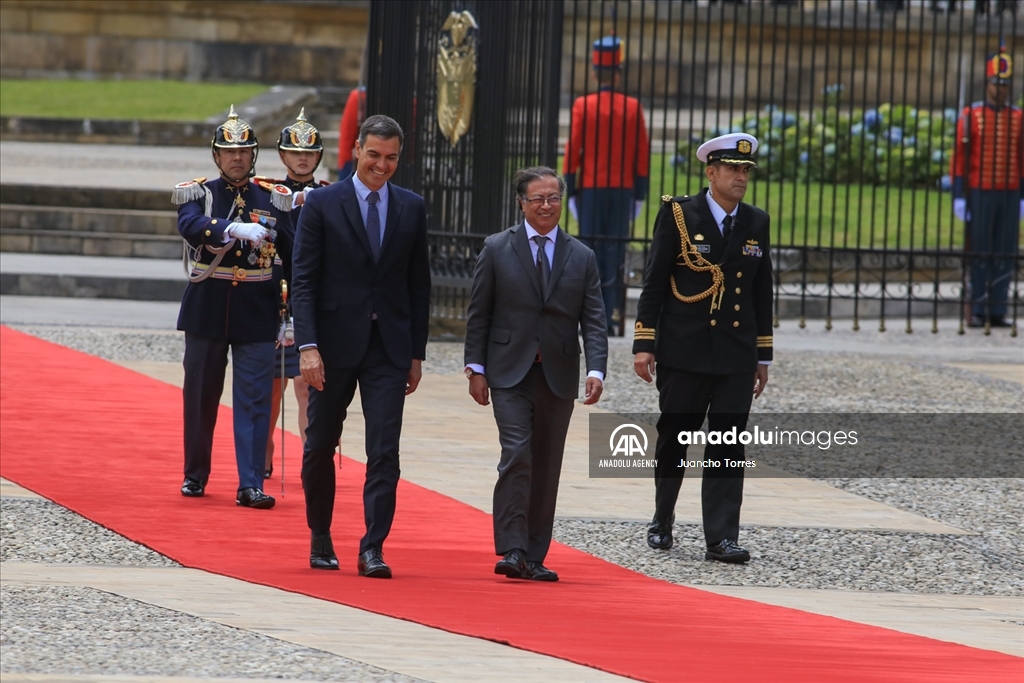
[563,34,650,334]
[950,49,1022,332]
[173,105,294,509]
[253,108,333,478]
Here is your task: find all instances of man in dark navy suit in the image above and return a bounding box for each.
[291,114,431,577]
[174,106,294,509]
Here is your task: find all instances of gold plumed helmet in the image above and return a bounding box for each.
[212,105,258,149]
[277,108,323,175]
[278,108,323,152]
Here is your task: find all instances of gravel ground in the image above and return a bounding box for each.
[1,498,178,567]
[552,519,1024,595]
[0,584,424,683]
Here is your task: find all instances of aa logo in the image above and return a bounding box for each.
[609,424,648,457]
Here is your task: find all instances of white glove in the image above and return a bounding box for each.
[227,222,269,245]
[633,200,644,220]
[568,197,579,221]
[952,199,970,222]
[277,317,295,347]
[292,189,307,210]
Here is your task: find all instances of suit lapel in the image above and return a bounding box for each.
[379,181,404,259]
[545,228,572,301]
[340,179,374,259]
[510,223,544,300]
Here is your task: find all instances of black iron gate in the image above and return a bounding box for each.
[366,0,1021,336]
[366,0,564,331]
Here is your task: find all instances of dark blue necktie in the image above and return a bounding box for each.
[366,191,381,261]
[722,214,734,241]
[533,234,550,294]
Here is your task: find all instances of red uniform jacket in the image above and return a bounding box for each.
[337,87,366,169]
[564,88,649,196]
[950,102,1024,198]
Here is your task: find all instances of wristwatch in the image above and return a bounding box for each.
[465,368,483,380]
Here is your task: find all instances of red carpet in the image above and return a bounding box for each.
[1,325,1020,682]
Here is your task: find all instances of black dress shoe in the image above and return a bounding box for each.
[705,539,750,564]
[968,315,985,328]
[180,478,205,497]
[494,549,526,578]
[522,561,559,582]
[989,316,1012,328]
[647,515,674,550]
[358,549,392,578]
[236,487,275,509]
[310,533,339,570]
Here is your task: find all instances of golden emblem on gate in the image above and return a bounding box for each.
[436,10,478,147]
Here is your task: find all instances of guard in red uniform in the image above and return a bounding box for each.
[563,35,650,333]
[950,50,1023,329]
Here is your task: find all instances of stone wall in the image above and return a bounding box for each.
[0,0,369,86]
[3,0,1020,109]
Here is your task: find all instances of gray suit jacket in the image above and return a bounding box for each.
[464,223,608,400]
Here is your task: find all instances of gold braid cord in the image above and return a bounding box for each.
[664,196,724,312]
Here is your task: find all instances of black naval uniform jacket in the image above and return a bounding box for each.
[176,177,294,343]
[632,188,773,374]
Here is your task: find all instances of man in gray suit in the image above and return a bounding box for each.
[464,166,608,582]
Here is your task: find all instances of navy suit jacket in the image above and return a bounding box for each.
[176,177,293,343]
[291,177,431,370]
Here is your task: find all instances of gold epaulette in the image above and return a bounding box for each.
[255,180,294,212]
[634,322,656,341]
[667,200,724,312]
[253,175,285,185]
[171,177,208,205]
[318,179,332,187]
[661,194,691,203]
[756,335,773,348]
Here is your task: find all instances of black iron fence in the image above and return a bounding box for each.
[368,0,1022,335]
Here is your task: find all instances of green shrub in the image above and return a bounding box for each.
[674,84,958,189]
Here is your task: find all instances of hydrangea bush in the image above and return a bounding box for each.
[674,84,959,189]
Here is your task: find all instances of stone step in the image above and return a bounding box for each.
[0,201,181,258]
[0,253,186,302]
[1,228,183,259]
[1,204,177,235]
[1,184,170,210]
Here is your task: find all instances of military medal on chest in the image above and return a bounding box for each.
[248,211,278,267]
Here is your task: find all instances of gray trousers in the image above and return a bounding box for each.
[490,363,575,563]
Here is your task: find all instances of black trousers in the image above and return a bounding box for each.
[301,323,408,554]
[490,363,575,563]
[654,367,754,546]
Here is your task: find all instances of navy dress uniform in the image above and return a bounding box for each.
[632,133,773,563]
[174,106,294,508]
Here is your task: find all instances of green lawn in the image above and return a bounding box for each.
[0,79,267,121]
[563,153,971,249]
